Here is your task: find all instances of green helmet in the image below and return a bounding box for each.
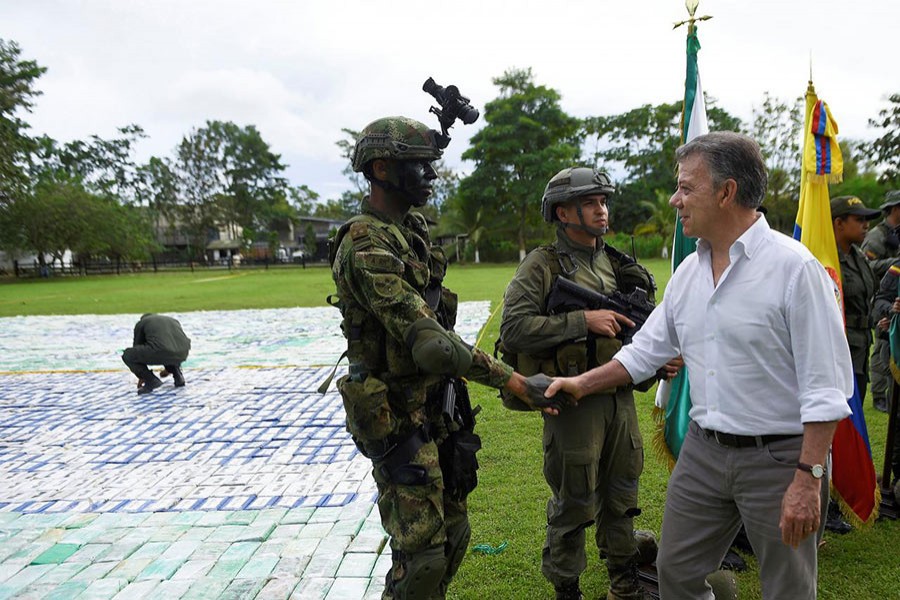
[541,167,615,223]
[352,116,442,173]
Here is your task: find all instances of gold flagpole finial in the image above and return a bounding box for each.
[674,0,712,32]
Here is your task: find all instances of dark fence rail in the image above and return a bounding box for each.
[5,255,321,279]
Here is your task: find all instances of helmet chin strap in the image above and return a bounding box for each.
[558,203,607,237]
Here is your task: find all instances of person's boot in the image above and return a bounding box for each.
[554,578,583,600]
[633,530,658,566]
[719,548,747,572]
[607,561,652,600]
[706,569,738,600]
[170,365,185,387]
[874,397,888,413]
[824,499,852,534]
[137,373,163,395]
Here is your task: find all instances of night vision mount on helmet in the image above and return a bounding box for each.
[422,77,479,150]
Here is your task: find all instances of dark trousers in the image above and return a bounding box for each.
[122,346,182,380]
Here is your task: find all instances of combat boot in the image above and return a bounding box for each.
[138,373,163,395]
[554,578,583,600]
[170,366,185,387]
[607,561,652,600]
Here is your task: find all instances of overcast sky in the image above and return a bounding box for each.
[3,0,898,201]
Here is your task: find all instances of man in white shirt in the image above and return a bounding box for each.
[545,131,853,600]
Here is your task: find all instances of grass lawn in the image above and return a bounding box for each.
[1,260,897,599]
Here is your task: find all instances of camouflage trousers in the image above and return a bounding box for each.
[540,388,643,587]
[372,439,470,600]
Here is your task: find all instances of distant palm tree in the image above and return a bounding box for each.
[638,189,676,247]
[441,205,488,264]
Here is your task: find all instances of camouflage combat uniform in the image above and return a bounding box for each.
[500,229,649,591]
[862,219,900,407]
[331,202,512,599]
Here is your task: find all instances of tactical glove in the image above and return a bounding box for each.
[522,373,576,410]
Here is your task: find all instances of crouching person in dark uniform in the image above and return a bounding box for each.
[328,116,558,600]
[122,313,190,394]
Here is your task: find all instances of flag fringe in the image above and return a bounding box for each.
[805,172,843,185]
[651,406,677,473]
[831,485,881,528]
[890,358,900,386]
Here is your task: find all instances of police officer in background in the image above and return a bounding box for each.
[500,167,670,600]
[328,116,556,600]
[827,195,879,534]
[872,254,900,502]
[122,313,190,394]
[862,190,900,412]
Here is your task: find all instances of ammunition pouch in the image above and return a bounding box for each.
[337,373,397,441]
[369,426,433,487]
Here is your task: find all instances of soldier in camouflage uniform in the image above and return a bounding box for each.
[499,168,664,600]
[329,116,556,600]
[861,190,900,412]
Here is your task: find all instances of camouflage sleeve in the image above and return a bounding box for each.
[464,345,514,389]
[343,243,435,346]
[499,251,587,354]
[874,264,900,320]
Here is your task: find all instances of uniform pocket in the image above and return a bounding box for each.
[337,374,397,441]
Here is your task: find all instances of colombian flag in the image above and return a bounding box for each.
[793,80,879,525]
[651,18,708,470]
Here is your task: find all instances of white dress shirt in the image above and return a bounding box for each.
[616,216,853,435]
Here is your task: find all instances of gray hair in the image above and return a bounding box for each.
[675,131,768,209]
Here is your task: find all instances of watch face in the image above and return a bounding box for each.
[811,464,825,478]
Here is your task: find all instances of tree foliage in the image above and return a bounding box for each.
[749,93,802,233]
[459,68,583,261]
[584,97,742,234]
[870,93,900,186]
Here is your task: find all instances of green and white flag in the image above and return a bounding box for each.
[653,22,708,468]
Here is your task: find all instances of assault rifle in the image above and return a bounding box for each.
[546,277,655,344]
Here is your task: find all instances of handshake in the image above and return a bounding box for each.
[507,373,578,414]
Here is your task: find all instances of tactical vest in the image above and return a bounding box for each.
[496,243,655,409]
[327,212,456,409]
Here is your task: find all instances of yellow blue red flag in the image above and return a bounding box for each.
[793,80,879,525]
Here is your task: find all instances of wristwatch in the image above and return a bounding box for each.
[797,462,825,479]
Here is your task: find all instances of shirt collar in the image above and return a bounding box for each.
[697,213,769,261]
[556,228,601,258]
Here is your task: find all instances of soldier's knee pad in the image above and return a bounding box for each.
[444,519,471,581]
[405,318,472,376]
[393,544,447,600]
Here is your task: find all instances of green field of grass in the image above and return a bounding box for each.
[1,261,897,599]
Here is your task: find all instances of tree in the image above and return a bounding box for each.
[304,222,317,258]
[870,93,900,185]
[336,127,366,219]
[461,68,583,261]
[584,97,742,234]
[749,93,803,233]
[0,39,46,244]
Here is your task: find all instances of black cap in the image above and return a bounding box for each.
[830,196,879,220]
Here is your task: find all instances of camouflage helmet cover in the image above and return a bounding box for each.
[351,116,442,173]
[541,167,616,222]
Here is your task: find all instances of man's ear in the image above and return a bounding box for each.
[719,179,738,207]
[555,204,570,224]
[371,159,390,182]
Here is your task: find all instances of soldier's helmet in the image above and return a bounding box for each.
[351,116,442,173]
[541,167,615,223]
[880,189,900,211]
